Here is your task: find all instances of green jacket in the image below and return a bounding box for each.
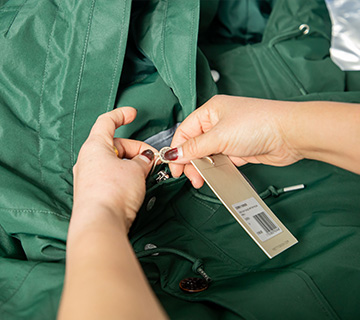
[0,0,359,319]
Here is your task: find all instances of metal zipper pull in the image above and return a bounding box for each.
[156,170,170,183]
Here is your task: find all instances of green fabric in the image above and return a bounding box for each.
[0,0,132,318]
[200,0,274,45]
[201,0,349,99]
[1,0,360,319]
[115,0,200,141]
[136,161,360,319]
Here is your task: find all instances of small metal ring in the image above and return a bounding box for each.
[299,24,310,35]
[158,146,172,163]
[204,156,215,165]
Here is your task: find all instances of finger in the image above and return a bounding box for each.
[184,164,204,189]
[131,149,155,177]
[90,107,137,143]
[228,156,248,167]
[113,138,157,159]
[168,162,184,178]
[170,101,217,149]
[164,128,221,164]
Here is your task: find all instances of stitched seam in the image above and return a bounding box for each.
[188,184,222,204]
[70,0,97,165]
[191,193,221,205]
[0,261,41,308]
[160,1,179,103]
[0,8,20,12]
[191,195,218,212]
[188,4,196,100]
[247,45,274,98]
[188,196,219,229]
[245,0,249,39]
[37,2,62,184]
[106,0,128,112]
[4,0,28,37]
[0,208,70,220]
[171,201,250,272]
[123,72,153,87]
[161,1,171,83]
[270,44,307,95]
[289,269,341,319]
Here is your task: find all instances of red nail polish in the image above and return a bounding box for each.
[164,148,178,161]
[141,149,154,161]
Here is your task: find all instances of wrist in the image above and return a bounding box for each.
[71,200,136,234]
[275,101,308,159]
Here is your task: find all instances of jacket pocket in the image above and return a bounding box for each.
[173,181,271,270]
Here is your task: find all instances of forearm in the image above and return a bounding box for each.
[283,101,360,174]
[58,205,168,320]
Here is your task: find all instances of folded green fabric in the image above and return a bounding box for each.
[0,0,359,319]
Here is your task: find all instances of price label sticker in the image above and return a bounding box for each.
[232,197,282,242]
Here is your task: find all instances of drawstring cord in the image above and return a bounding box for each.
[136,185,304,284]
[259,184,305,199]
[136,247,212,283]
[138,24,311,289]
[268,24,310,96]
[268,24,310,47]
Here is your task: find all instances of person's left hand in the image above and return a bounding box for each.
[72,107,157,231]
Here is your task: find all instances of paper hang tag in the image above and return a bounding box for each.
[191,155,298,259]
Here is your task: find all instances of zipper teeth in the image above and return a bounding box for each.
[270,46,307,96]
[267,26,309,96]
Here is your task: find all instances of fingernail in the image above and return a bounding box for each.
[140,149,154,163]
[164,147,183,161]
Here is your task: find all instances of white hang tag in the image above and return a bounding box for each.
[191,154,298,259]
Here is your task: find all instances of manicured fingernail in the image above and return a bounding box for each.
[164,147,183,161]
[140,149,154,163]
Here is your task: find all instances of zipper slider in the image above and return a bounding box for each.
[156,170,170,183]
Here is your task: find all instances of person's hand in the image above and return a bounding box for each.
[166,95,303,188]
[61,108,169,320]
[72,107,157,231]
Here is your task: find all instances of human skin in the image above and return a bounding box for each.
[57,107,168,320]
[166,95,360,188]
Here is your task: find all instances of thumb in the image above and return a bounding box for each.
[164,130,220,163]
[132,149,155,177]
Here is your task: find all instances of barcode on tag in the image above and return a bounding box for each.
[232,197,282,242]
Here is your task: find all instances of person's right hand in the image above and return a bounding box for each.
[166,95,303,188]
